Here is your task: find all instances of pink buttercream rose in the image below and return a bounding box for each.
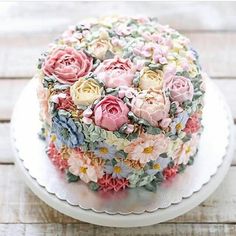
[94,56,136,88]
[43,46,92,85]
[94,95,129,131]
[131,90,170,127]
[165,75,194,103]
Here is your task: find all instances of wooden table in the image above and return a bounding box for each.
[1,2,236,235]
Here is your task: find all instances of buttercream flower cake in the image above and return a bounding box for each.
[37,16,205,192]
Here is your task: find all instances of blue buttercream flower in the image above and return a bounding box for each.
[146,157,171,175]
[93,142,117,160]
[104,161,131,179]
[170,111,189,134]
[52,115,84,148]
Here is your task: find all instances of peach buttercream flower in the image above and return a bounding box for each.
[173,134,199,165]
[68,149,103,183]
[124,133,170,164]
[131,90,170,127]
[94,56,136,88]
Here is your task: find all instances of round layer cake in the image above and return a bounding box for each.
[37,16,205,192]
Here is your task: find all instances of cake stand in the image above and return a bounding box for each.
[11,77,234,227]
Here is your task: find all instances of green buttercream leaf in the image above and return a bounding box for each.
[105,87,119,96]
[127,132,138,141]
[144,181,157,192]
[155,172,164,184]
[182,134,191,143]
[38,127,46,140]
[88,182,100,191]
[170,102,177,116]
[178,164,186,173]
[66,171,80,183]
[148,63,162,71]
[168,161,175,168]
[115,150,128,159]
[176,71,190,78]
[146,126,161,135]
[159,153,168,158]
[111,159,118,166]
[188,155,195,166]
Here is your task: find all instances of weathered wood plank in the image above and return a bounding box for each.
[0,165,236,224]
[0,78,236,121]
[0,32,235,78]
[0,223,236,236]
[1,2,236,35]
[0,123,12,163]
[0,79,29,120]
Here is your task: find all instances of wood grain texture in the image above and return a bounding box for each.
[0,32,236,78]
[1,165,236,224]
[1,2,236,35]
[0,223,236,236]
[0,79,29,120]
[0,123,12,163]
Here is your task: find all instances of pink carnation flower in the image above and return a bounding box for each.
[47,142,68,171]
[184,114,201,134]
[163,165,178,180]
[98,174,129,192]
[131,90,170,127]
[94,56,136,88]
[56,90,76,111]
[43,46,93,85]
[94,95,129,131]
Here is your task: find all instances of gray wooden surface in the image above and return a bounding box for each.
[1,2,236,235]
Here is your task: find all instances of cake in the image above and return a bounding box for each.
[37,16,205,192]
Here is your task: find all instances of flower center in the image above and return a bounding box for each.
[114,166,122,174]
[153,163,161,170]
[176,123,183,131]
[143,146,154,154]
[99,147,109,155]
[80,167,87,174]
[185,146,191,154]
[51,134,57,142]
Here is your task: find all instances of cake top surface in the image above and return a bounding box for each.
[37,16,205,190]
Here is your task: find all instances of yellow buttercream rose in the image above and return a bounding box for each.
[139,68,163,90]
[70,77,102,106]
[88,30,112,60]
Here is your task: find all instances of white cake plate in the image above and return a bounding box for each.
[11,78,234,227]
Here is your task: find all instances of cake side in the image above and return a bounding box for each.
[36,16,205,192]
